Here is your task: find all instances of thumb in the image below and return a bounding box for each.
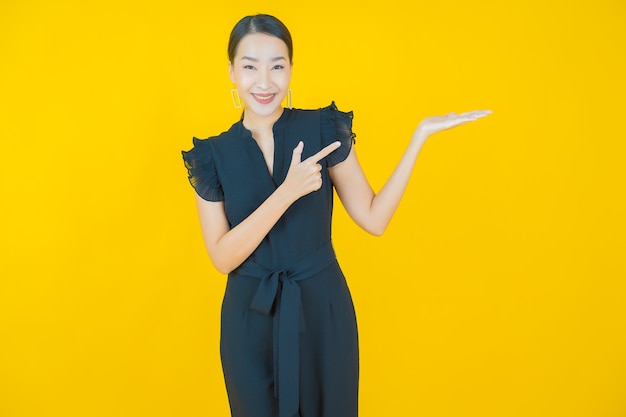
[290,141,304,167]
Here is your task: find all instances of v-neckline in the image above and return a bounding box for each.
[254,136,276,179]
[239,108,290,186]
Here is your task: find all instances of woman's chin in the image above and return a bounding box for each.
[244,101,284,119]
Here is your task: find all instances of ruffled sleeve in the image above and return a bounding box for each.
[181,137,224,202]
[320,101,357,167]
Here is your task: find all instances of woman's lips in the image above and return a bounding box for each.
[252,93,276,104]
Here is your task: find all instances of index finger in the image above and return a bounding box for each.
[304,141,341,164]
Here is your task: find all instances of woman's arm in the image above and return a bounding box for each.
[195,140,340,274]
[330,110,491,236]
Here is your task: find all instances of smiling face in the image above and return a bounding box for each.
[229,32,292,122]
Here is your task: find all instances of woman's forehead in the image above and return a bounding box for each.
[234,33,290,60]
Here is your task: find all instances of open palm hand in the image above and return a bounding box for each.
[415,110,492,139]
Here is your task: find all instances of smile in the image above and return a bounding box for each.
[252,93,277,104]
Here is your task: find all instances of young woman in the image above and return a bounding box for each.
[182,14,490,417]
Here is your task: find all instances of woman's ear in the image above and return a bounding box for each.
[228,61,235,83]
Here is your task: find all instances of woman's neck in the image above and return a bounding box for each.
[242,107,284,136]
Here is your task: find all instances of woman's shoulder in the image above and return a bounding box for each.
[319,101,353,119]
[291,101,350,114]
[190,120,242,148]
[289,102,354,126]
[287,102,353,127]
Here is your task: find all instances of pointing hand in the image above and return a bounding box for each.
[281,140,341,201]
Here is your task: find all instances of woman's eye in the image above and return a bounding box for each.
[272,65,284,70]
[243,65,255,70]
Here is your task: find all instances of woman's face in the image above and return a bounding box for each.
[229,33,292,120]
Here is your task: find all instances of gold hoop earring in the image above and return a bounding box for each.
[287,89,292,109]
[231,89,242,109]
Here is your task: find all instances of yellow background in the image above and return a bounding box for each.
[1,1,625,416]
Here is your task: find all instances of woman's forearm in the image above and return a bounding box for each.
[361,133,427,235]
[201,188,292,274]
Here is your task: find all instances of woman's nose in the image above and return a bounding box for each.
[256,68,270,89]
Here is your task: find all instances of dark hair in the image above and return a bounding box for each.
[228,14,293,63]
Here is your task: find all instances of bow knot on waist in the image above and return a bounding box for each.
[249,269,288,315]
[231,242,337,417]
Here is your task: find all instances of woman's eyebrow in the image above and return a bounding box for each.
[241,56,286,62]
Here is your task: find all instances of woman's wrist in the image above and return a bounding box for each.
[410,130,429,151]
[272,184,296,211]
[412,127,429,145]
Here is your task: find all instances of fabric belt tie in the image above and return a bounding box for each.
[233,242,337,417]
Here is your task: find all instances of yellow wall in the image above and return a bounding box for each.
[1,1,625,416]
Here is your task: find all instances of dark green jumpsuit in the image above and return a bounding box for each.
[182,103,359,417]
